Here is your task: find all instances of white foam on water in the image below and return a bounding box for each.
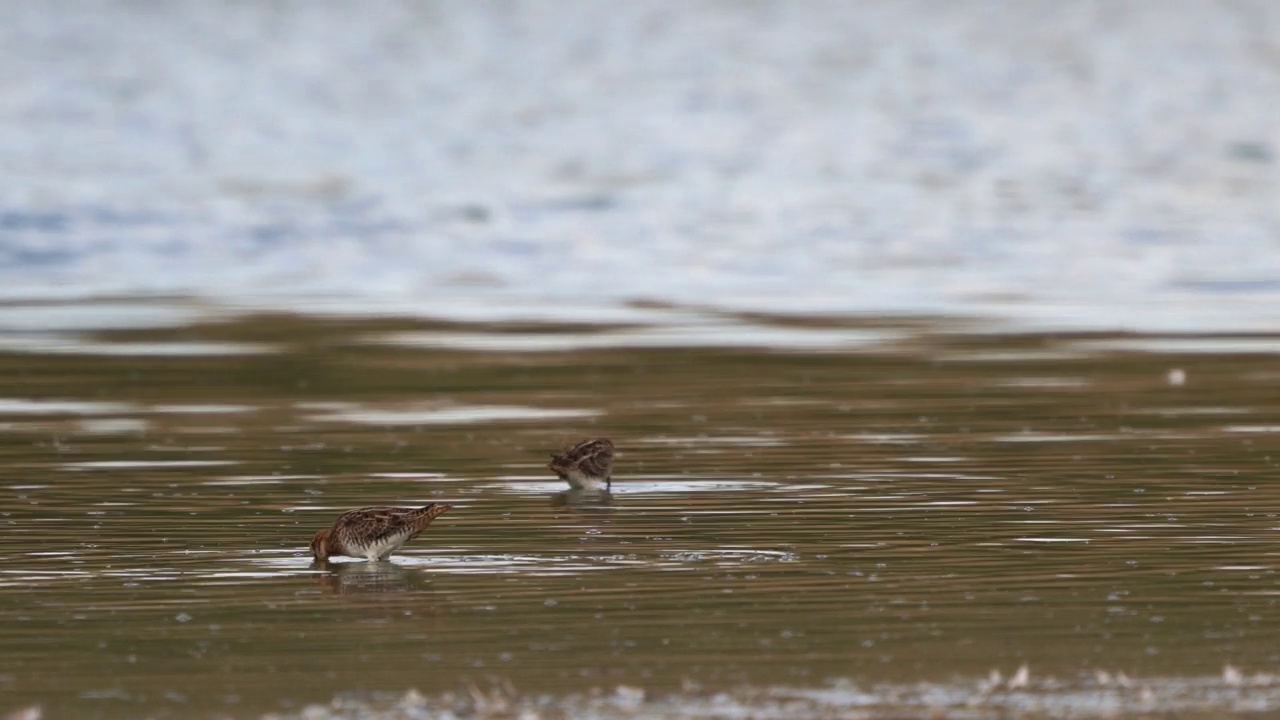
[257,672,1280,720]
[305,403,602,426]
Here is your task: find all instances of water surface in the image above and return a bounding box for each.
[2,307,1279,718]
[3,1,1280,331]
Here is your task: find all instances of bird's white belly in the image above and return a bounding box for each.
[565,468,608,491]
[356,533,410,561]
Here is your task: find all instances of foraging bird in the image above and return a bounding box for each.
[310,503,453,561]
[549,438,615,491]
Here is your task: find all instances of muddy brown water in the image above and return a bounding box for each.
[2,309,1279,718]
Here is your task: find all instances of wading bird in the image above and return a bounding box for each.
[310,503,453,562]
[549,438,616,491]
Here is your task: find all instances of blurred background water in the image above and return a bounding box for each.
[4,2,1280,719]
[2,0,1278,331]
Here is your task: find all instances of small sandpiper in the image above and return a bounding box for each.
[549,438,615,491]
[310,503,453,562]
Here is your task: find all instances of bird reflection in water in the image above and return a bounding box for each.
[310,559,436,596]
[549,487,616,509]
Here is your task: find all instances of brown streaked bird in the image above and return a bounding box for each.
[549,438,615,491]
[310,503,453,562]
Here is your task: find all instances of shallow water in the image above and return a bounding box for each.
[5,2,1280,716]
[2,306,1279,719]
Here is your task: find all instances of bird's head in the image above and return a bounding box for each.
[310,529,332,561]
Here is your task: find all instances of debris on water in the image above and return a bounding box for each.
[977,668,1004,695]
[465,682,507,716]
[1168,368,1187,386]
[1094,669,1134,688]
[1218,664,1277,687]
[977,664,1030,694]
[612,685,645,710]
